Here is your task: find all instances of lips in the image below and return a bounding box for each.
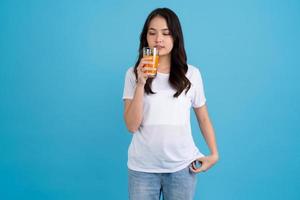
[154,46,164,50]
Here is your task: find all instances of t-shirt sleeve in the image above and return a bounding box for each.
[192,68,206,108]
[122,67,136,100]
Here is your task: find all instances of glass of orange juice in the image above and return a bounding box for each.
[143,47,159,77]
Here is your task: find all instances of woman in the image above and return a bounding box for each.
[123,7,219,200]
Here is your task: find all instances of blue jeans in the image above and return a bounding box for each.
[128,165,197,200]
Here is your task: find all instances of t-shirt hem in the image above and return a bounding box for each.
[127,154,205,173]
[128,163,190,173]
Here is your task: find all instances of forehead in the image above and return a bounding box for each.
[148,16,169,30]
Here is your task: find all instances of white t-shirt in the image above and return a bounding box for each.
[122,64,206,173]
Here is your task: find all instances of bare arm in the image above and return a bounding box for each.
[124,84,145,133]
[190,104,219,173]
[194,104,219,156]
[123,58,152,133]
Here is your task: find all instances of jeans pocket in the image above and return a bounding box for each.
[188,163,197,175]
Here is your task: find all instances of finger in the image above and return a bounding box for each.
[138,62,153,69]
[190,164,205,173]
[139,67,144,72]
[138,66,147,72]
[189,165,198,173]
[140,70,149,77]
[141,57,153,61]
[143,67,156,71]
[140,58,153,63]
[141,61,153,65]
[199,161,210,172]
[191,165,206,173]
[141,71,148,76]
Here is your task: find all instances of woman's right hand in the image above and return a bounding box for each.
[136,57,153,86]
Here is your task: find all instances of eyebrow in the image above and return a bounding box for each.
[148,28,169,31]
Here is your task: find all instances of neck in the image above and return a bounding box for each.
[158,54,171,73]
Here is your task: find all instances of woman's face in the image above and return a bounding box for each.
[146,16,174,57]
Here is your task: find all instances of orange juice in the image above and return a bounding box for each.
[143,47,159,77]
[143,55,159,77]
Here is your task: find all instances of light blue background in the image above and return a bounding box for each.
[0,0,299,199]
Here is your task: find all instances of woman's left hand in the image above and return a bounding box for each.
[190,154,219,173]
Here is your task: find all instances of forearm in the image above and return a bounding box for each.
[124,84,145,132]
[199,117,219,156]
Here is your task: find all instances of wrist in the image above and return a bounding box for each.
[136,81,145,87]
[136,83,145,88]
[210,153,219,160]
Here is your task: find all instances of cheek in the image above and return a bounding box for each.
[147,36,154,44]
[166,39,174,50]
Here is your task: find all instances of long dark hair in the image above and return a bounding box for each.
[134,8,191,98]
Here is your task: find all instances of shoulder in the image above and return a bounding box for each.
[186,64,203,80]
[125,66,136,78]
[126,66,135,75]
[187,64,200,74]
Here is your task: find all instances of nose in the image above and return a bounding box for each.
[155,33,163,43]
